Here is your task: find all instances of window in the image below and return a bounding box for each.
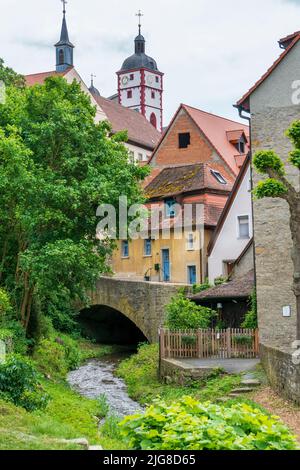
[155,76,159,83]
[144,239,152,256]
[238,215,250,239]
[187,233,194,251]
[150,113,157,129]
[138,153,143,161]
[128,151,135,163]
[211,170,227,185]
[179,133,191,149]
[188,266,197,285]
[122,240,129,257]
[165,199,176,218]
[130,74,134,81]
[58,49,64,65]
[151,91,155,99]
[127,90,132,99]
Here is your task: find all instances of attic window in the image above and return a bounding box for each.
[236,139,245,154]
[179,133,191,149]
[211,170,227,185]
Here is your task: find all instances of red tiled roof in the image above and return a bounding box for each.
[93,95,161,150]
[149,104,249,176]
[279,31,300,48]
[237,34,300,112]
[25,68,71,86]
[226,129,246,143]
[144,163,233,200]
[183,105,249,175]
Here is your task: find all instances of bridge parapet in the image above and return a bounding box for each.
[90,277,190,342]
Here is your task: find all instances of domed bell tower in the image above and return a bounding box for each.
[117,11,163,132]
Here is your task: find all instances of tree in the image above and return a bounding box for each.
[165,291,216,330]
[0,75,148,331]
[253,121,300,338]
[0,58,25,88]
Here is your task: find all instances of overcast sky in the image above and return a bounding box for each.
[0,0,299,125]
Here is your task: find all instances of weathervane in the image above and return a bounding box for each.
[135,10,143,35]
[61,0,68,15]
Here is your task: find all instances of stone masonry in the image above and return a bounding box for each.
[90,276,186,342]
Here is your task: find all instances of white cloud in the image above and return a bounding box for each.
[1,0,300,124]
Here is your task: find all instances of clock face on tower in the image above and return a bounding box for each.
[147,75,154,85]
[121,76,129,86]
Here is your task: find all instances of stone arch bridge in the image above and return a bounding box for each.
[89,277,186,342]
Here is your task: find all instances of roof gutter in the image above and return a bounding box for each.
[233,104,257,296]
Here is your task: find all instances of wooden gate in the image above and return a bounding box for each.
[159,328,259,359]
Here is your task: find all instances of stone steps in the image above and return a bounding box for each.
[240,379,261,387]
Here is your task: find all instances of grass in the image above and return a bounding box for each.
[0,337,130,450]
[117,343,243,405]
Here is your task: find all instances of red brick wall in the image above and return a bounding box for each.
[151,109,216,168]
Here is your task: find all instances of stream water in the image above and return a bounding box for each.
[67,354,143,418]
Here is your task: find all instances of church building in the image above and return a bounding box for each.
[24,4,161,162]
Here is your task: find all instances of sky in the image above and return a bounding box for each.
[0,0,300,125]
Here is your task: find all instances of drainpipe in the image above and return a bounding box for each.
[233,104,257,296]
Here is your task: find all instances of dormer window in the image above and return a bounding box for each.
[236,138,245,154]
[165,199,176,218]
[211,170,227,185]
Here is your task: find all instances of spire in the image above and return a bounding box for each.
[55,0,74,72]
[89,74,101,97]
[134,10,145,54]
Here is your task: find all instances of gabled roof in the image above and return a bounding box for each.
[190,270,254,301]
[237,34,300,112]
[92,94,161,150]
[207,154,251,256]
[25,68,71,86]
[148,104,249,176]
[145,163,234,200]
[278,31,300,49]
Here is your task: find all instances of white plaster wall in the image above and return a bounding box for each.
[145,87,161,109]
[144,71,162,90]
[64,68,107,123]
[208,165,253,283]
[120,87,140,108]
[125,142,151,163]
[119,71,141,89]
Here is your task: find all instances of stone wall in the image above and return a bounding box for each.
[251,104,300,347]
[260,344,300,404]
[90,277,187,342]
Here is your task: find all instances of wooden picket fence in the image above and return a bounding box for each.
[159,328,259,360]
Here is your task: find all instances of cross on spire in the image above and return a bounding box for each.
[135,10,143,35]
[61,0,68,15]
[91,73,96,87]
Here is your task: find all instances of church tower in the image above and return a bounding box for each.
[55,1,74,72]
[117,12,163,132]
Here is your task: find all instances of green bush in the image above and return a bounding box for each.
[242,289,258,328]
[33,334,81,378]
[165,292,216,330]
[0,354,49,411]
[33,339,68,378]
[120,396,298,450]
[233,335,253,346]
[0,288,12,318]
[192,279,211,294]
[0,320,29,355]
